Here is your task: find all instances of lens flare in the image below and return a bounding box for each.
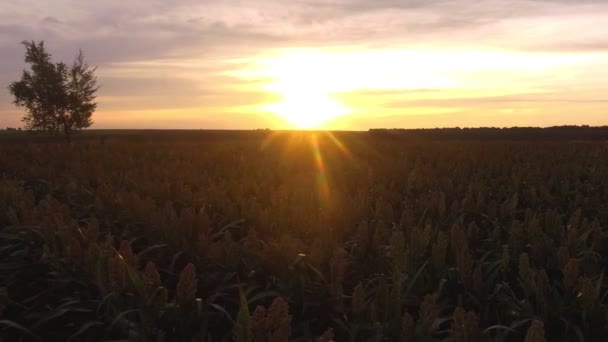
[324,131,351,158]
[310,133,330,203]
[263,92,350,129]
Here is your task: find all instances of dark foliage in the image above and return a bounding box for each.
[1,130,607,341]
[8,41,98,142]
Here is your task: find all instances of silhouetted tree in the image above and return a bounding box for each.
[8,41,98,142]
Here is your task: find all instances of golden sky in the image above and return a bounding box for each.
[1,0,608,129]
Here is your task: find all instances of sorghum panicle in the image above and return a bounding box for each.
[176,263,198,307]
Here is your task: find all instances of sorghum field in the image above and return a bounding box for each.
[2,129,608,342]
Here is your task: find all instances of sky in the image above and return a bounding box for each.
[1,0,608,129]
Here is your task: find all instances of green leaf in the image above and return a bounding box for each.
[210,304,235,325]
[136,244,168,260]
[405,260,429,297]
[97,292,116,316]
[247,290,280,306]
[31,308,72,330]
[124,261,144,296]
[234,288,251,342]
[67,321,104,341]
[0,319,42,341]
[483,324,516,334]
[108,309,140,333]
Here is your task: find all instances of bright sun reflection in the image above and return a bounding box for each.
[263,92,350,129]
[232,47,596,129]
[258,52,353,128]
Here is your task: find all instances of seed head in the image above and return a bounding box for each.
[84,244,100,277]
[472,263,483,291]
[107,255,127,292]
[562,258,579,290]
[508,221,525,255]
[196,209,212,236]
[178,207,196,240]
[372,220,389,251]
[268,297,291,342]
[438,191,447,218]
[431,232,448,272]
[243,228,263,252]
[67,236,83,263]
[354,221,371,256]
[418,294,439,334]
[150,287,168,312]
[176,263,198,307]
[375,198,394,223]
[557,246,569,269]
[319,328,335,342]
[118,240,137,268]
[535,270,551,311]
[451,224,473,287]
[577,276,596,309]
[450,307,482,342]
[330,247,349,297]
[308,238,325,268]
[524,320,545,342]
[467,222,479,242]
[251,306,268,342]
[143,261,161,297]
[519,253,535,293]
[352,283,366,315]
[390,230,406,274]
[402,311,415,341]
[85,218,100,243]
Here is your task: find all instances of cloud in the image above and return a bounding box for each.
[42,16,61,24]
[3,0,608,64]
[1,0,608,128]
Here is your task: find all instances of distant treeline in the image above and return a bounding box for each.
[369,125,608,140]
[3,126,608,143]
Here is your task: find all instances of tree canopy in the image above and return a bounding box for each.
[8,40,99,142]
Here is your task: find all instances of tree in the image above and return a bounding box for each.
[8,41,98,142]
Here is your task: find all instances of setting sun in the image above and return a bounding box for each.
[228,47,603,129]
[6,0,608,339]
[263,92,350,129]
[254,50,354,128]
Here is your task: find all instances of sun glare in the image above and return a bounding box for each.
[234,48,596,129]
[254,50,356,129]
[258,61,352,128]
[263,92,350,129]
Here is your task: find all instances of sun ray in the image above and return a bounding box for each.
[323,131,352,158]
[259,129,280,151]
[310,133,331,204]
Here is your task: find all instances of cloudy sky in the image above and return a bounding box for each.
[1,0,608,129]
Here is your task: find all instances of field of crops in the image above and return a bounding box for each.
[1,130,608,341]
